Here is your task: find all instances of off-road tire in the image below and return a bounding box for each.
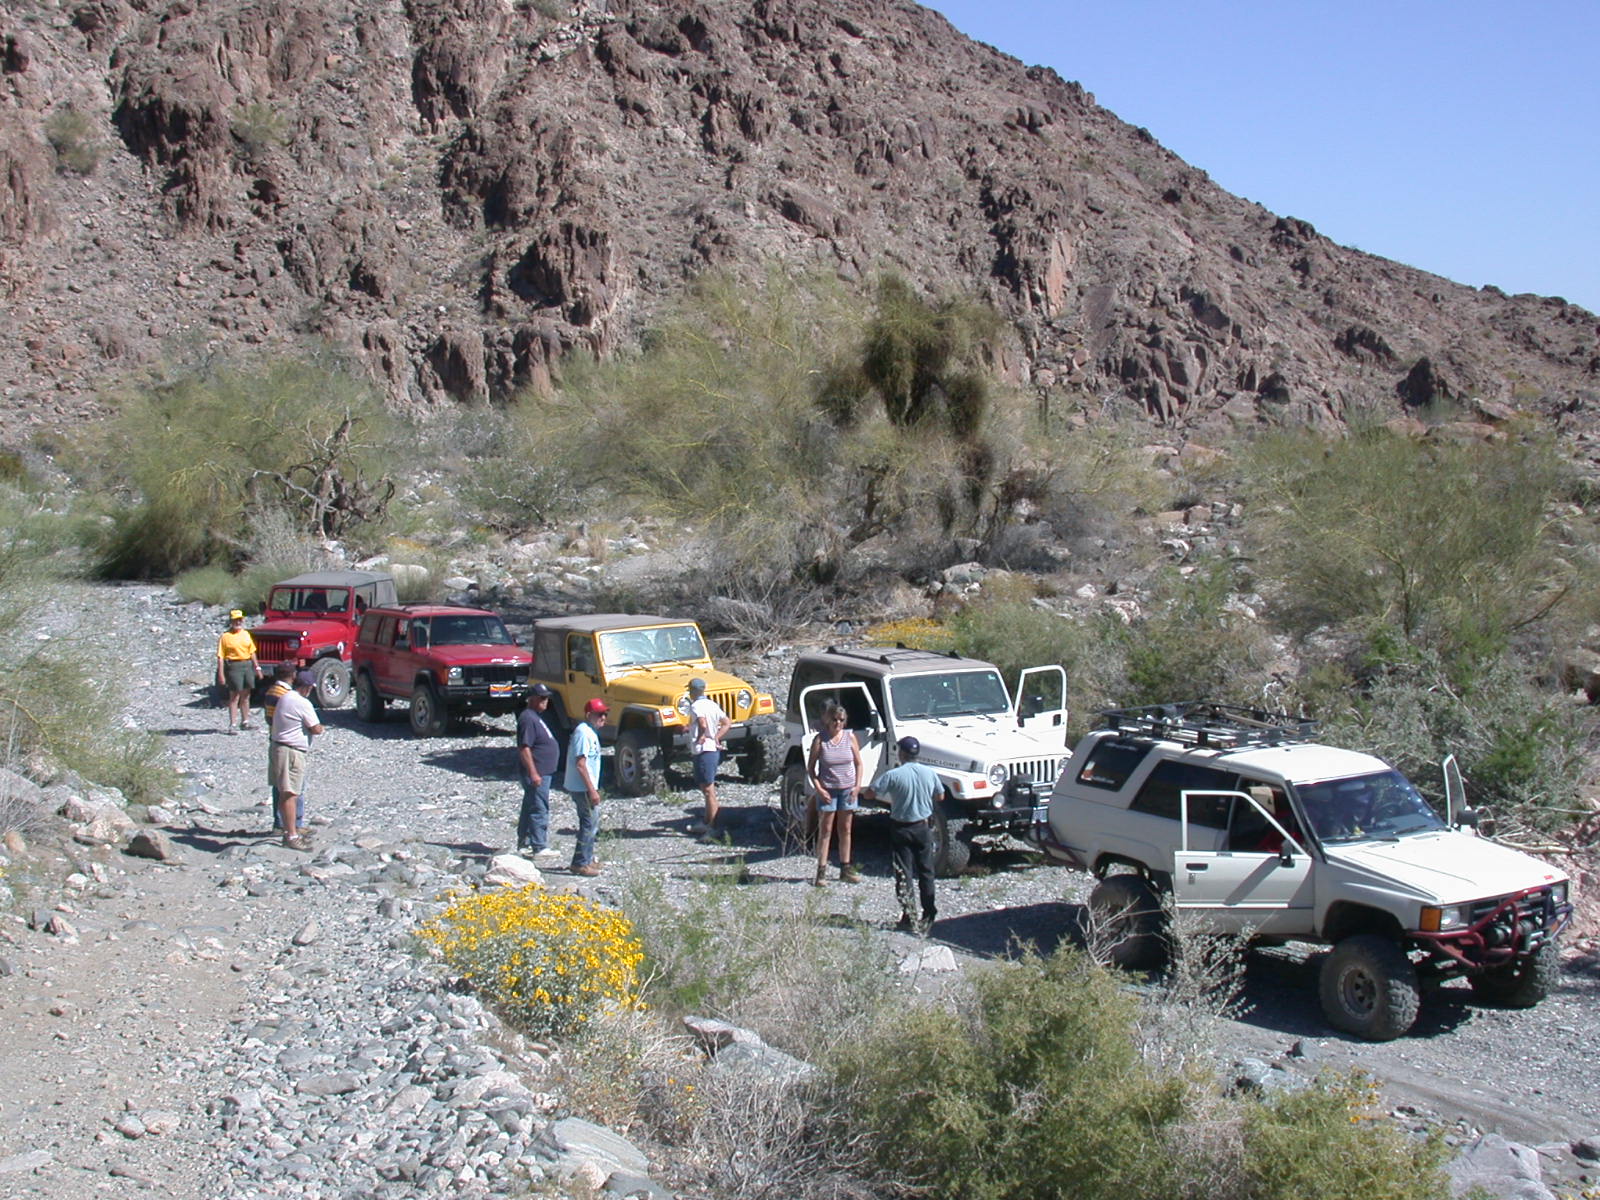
[409,682,448,738]
[614,728,662,796]
[1318,934,1421,1041]
[932,810,972,877]
[313,658,351,709]
[353,671,385,722]
[737,720,787,784]
[1087,874,1169,971]
[781,764,817,851]
[1469,941,1560,1008]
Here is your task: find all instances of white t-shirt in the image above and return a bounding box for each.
[689,695,727,754]
[271,689,321,750]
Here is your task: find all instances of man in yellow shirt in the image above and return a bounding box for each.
[216,609,260,733]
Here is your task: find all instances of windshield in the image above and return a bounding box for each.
[888,670,1011,719]
[1294,770,1448,843]
[426,615,514,646]
[598,624,706,668]
[270,587,348,615]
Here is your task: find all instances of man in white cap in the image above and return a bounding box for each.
[687,677,731,840]
[269,669,323,851]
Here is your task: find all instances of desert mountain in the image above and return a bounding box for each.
[2,0,1596,446]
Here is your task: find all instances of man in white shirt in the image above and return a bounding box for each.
[270,669,324,851]
[687,677,731,839]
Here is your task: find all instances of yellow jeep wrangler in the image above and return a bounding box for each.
[529,613,783,795]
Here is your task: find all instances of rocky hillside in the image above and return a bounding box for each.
[2,0,1596,444]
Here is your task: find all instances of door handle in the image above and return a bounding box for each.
[1183,862,1209,871]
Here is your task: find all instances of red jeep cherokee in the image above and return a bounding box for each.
[352,604,532,736]
[250,571,397,708]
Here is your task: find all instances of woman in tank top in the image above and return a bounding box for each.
[806,700,863,887]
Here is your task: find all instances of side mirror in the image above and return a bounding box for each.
[1278,847,1295,868]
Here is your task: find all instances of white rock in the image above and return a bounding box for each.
[484,855,543,887]
[899,945,958,974]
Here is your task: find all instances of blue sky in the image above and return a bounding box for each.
[927,0,1600,315]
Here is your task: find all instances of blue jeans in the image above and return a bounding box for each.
[518,777,551,851]
[271,785,306,829]
[569,788,599,868]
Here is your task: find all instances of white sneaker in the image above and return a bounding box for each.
[532,848,562,861]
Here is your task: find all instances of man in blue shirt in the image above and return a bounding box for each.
[563,698,608,876]
[516,684,562,859]
[867,736,943,935]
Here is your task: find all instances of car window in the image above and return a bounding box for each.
[888,670,1010,719]
[568,635,597,676]
[1131,758,1233,828]
[430,615,512,646]
[358,612,383,643]
[533,629,564,680]
[1074,739,1148,791]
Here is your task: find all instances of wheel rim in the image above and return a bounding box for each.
[414,690,434,729]
[319,665,348,704]
[616,737,642,788]
[1340,966,1378,1017]
[782,772,807,826]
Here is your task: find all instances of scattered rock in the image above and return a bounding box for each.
[125,830,181,862]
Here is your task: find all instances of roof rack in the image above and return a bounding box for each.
[1098,701,1318,750]
[821,645,964,666]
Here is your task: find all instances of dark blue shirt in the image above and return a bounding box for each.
[517,707,560,778]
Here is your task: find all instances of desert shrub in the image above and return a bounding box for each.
[618,868,891,1056]
[80,355,402,578]
[417,885,642,1039]
[45,106,102,175]
[1243,428,1583,666]
[831,948,1188,1200]
[231,102,288,155]
[949,597,1127,717]
[1241,1073,1451,1200]
[172,564,236,607]
[1312,646,1594,835]
[1117,559,1272,707]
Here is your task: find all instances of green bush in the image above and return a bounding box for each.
[832,949,1188,1200]
[1242,1074,1450,1200]
[44,106,102,175]
[79,356,402,579]
[231,102,288,155]
[948,597,1127,721]
[1119,559,1272,707]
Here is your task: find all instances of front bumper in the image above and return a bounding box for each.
[439,683,528,710]
[1412,885,1573,970]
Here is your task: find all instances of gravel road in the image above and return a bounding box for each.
[2,582,1598,1197]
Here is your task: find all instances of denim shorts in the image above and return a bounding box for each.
[692,750,719,787]
[817,786,858,813]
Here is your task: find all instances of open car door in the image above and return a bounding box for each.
[1014,665,1068,739]
[1171,788,1314,937]
[797,681,887,783]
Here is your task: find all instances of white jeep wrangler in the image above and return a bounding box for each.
[1038,702,1572,1040]
[778,645,1069,874]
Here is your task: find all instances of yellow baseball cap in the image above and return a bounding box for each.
[228,609,245,620]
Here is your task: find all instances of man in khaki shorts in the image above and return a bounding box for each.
[270,669,323,851]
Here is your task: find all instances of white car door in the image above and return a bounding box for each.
[1171,788,1314,936]
[1015,665,1068,742]
[797,681,887,785]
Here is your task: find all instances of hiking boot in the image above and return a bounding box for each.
[839,863,862,884]
[283,835,311,852]
[812,864,828,888]
[572,863,602,877]
[894,914,914,933]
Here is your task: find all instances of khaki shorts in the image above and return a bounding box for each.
[270,743,307,795]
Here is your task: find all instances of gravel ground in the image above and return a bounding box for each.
[2,582,1599,1197]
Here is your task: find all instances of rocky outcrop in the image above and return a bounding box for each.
[0,0,1595,441]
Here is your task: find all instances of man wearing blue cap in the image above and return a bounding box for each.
[867,735,942,935]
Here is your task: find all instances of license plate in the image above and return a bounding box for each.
[489,683,513,697]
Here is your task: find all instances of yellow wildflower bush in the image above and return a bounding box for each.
[861,616,954,651]
[417,885,643,1038]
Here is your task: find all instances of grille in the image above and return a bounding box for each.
[462,664,527,687]
[1004,756,1066,786]
[253,634,297,663]
[1466,886,1559,926]
[710,689,745,719]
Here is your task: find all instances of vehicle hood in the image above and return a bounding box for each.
[426,645,532,666]
[897,715,1066,770]
[253,616,350,639]
[1324,831,1566,904]
[606,665,755,705]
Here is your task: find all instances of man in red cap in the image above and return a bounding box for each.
[563,697,608,876]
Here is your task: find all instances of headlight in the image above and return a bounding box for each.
[446,666,463,684]
[677,694,692,715]
[1419,905,1465,932]
[987,763,1009,787]
[1550,882,1569,905]
[737,688,753,712]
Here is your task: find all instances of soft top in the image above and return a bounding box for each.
[532,613,699,633]
[272,571,394,588]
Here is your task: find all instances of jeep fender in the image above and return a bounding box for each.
[1320,902,1406,946]
[618,706,671,752]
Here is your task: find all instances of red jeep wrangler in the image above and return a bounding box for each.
[352,604,533,736]
[250,571,397,708]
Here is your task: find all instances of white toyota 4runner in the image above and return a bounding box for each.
[1038,702,1572,1040]
[778,646,1069,875]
